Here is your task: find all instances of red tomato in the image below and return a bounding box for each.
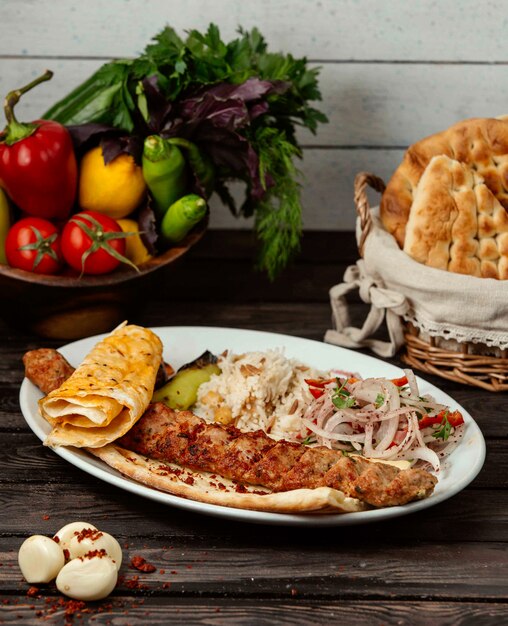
[5,217,62,274]
[61,211,129,275]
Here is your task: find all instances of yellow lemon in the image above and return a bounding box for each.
[79,147,146,219]
[117,218,152,266]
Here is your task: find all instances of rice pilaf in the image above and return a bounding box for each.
[194,349,328,440]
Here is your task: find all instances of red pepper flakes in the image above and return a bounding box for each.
[63,548,70,560]
[184,476,195,485]
[65,600,86,617]
[162,582,171,589]
[26,586,39,598]
[42,514,50,520]
[83,549,108,559]
[75,528,103,543]
[291,588,298,597]
[129,556,156,573]
[124,575,149,590]
[160,569,165,574]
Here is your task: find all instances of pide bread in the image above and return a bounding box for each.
[380,118,508,279]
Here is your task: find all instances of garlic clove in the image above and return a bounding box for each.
[68,530,122,570]
[18,535,65,583]
[53,521,98,551]
[56,554,118,601]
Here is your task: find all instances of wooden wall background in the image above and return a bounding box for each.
[2,0,508,231]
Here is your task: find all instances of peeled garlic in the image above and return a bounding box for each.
[53,521,98,551]
[68,530,122,570]
[56,555,118,601]
[18,535,65,583]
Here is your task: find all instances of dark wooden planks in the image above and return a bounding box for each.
[1,536,507,599]
[132,230,359,304]
[1,598,508,626]
[0,482,506,543]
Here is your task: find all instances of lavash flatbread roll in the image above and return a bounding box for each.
[90,445,366,514]
[40,324,163,449]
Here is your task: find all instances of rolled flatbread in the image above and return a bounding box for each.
[39,324,163,448]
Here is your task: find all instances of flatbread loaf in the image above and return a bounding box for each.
[380,117,508,278]
[90,444,366,514]
[403,155,508,278]
[40,324,162,448]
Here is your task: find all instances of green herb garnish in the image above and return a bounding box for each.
[332,378,356,410]
[433,411,452,441]
[301,435,317,446]
[374,393,385,408]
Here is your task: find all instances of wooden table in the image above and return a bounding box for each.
[0,232,506,624]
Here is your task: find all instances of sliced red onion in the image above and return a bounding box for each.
[298,372,463,472]
[403,369,419,397]
[302,419,366,443]
[400,446,441,473]
[371,414,400,455]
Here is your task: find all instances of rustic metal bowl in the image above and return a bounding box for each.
[0,223,206,340]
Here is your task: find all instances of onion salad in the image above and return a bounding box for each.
[299,370,465,473]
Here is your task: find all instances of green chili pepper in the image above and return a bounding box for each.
[167,137,215,199]
[161,194,207,243]
[142,135,187,219]
[0,188,11,264]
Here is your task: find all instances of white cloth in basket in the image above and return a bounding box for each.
[325,208,508,358]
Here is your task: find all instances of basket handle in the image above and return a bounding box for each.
[354,172,386,256]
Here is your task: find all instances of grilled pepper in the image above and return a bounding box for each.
[142,135,187,219]
[161,194,207,244]
[0,70,77,220]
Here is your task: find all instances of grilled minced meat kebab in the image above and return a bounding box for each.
[24,350,437,508]
[23,349,75,395]
[119,403,437,508]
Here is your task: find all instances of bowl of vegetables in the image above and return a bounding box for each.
[0,24,327,339]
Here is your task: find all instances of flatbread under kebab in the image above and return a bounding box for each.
[90,404,437,514]
[91,444,367,514]
[39,324,162,448]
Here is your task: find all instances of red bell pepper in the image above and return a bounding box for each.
[304,377,336,388]
[391,375,408,387]
[309,387,325,399]
[0,70,77,220]
[419,409,464,430]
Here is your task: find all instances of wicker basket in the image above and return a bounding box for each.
[354,171,508,392]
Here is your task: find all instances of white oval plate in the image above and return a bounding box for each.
[19,326,486,526]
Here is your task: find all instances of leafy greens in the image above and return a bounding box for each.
[43,24,328,278]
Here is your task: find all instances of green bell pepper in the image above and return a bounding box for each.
[142,135,187,219]
[161,194,207,243]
